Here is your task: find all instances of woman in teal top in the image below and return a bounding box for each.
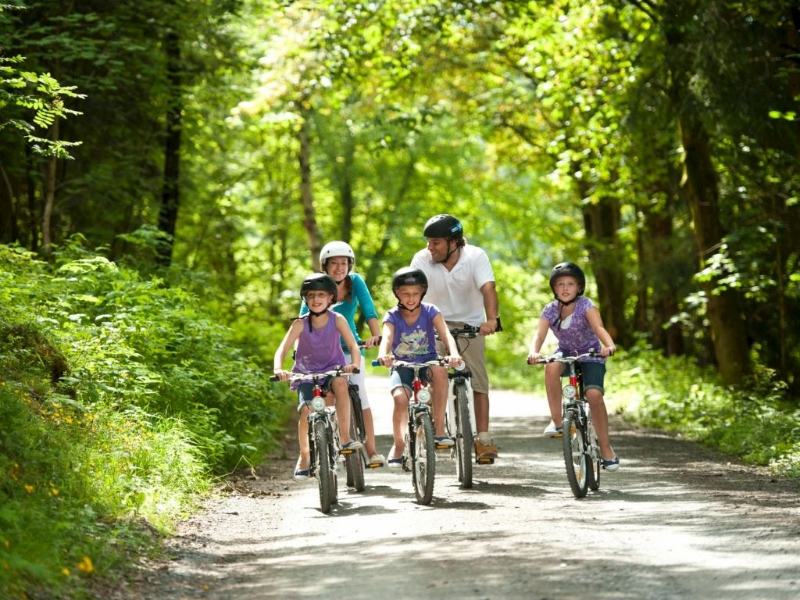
[300,241,384,467]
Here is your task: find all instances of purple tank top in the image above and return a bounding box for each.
[384,303,439,362]
[541,296,604,363]
[291,313,347,389]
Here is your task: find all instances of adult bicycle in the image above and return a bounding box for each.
[443,320,503,488]
[530,351,602,498]
[372,358,446,505]
[270,367,358,513]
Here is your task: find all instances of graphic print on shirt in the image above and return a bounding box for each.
[395,328,429,358]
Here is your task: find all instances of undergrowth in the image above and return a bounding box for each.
[613,343,800,479]
[0,243,292,599]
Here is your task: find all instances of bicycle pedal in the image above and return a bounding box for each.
[476,457,495,465]
[367,462,382,469]
[339,448,356,455]
[435,443,452,450]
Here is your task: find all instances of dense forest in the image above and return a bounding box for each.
[1,0,799,597]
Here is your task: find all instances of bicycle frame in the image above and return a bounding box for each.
[532,351,601,498]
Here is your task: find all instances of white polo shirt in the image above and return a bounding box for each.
[410,244,495,327]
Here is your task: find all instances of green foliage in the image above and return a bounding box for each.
[0,242,292,598]
[615,343,800,478]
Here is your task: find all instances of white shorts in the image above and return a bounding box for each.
[344,351,370,410]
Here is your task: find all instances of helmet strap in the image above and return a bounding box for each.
[439,241,460,264]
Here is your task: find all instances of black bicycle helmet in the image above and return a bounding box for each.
[392,267,428,296]
[549,262,585,298]
[300,273,337,298]
[423,214,464,241]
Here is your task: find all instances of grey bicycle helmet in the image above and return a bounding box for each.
[549,262,585,298]
[423,214,464,241]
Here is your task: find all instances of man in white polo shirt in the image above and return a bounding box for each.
[410,214,501,461]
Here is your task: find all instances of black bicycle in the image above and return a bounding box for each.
[344,380,366,492]
[531,351,601,498]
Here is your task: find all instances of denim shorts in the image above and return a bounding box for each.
[562,361,606,394]
[390,366,432,394]
[295,377,334,409]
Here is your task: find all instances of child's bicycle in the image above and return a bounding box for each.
[441,320,503,489]
[372,358,445,505]
[270,367,358,513]
[530,350,602,498]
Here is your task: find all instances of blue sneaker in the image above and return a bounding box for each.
[602,455,620,471]
[434,436,454,448]
[340,440,363,454]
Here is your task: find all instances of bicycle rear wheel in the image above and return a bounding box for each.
[345,413,365,492]
[314,419,335,513]
[563,410,589,498]
[587,419,601,491]
[412,411,436,505]
[454,382,473,489]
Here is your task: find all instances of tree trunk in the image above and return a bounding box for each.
[25,144,38,252]
[41,120,59,258]
[578,188,629,347]
[298,107,322,272]
[649,211,684,357]
[339,137,355,244]
[0,165,17,243]
[156,28,182,267]
[678,113,751,384]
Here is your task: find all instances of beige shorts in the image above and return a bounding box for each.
[437,321,489,394]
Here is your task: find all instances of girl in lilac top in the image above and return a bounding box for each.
[527,262,620,471]
[376,267,462,466]
[274,274,362,480]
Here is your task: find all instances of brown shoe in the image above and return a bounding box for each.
[475,438,498,462]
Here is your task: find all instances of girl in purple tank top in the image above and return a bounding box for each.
[274,274,363,480]
[526,262,621,471]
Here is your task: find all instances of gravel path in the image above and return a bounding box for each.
[124,376,800,600]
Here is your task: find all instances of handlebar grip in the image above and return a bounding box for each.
[496,316,503,332]
[372,359,380,367]
[352,367,361,374]
[269,375,279,382]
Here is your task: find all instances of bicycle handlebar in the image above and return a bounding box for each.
[371,357,450,369]
[447,316,504,338]
[529,349,600,365]
[270,367,360,382]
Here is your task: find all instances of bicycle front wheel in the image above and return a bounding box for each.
[345,413,365,492]
[563,410,589,498]
[314,419,335,513]
[587,419,601,491]
[454,383,473,489]
[412,411,436,505]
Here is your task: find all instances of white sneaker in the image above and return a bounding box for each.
[543,422,564,438]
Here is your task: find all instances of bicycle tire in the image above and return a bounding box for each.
[454,382,473,489]
[563,410,589,498]
[412,411,436,505]
[314,419,335,513]
[345,414,365,492]
[587,418,601,491]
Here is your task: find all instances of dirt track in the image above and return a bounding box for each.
[125,376,800,600]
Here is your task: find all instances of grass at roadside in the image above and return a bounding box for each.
[0,244,292,599]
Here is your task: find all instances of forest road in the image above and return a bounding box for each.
[127,375,800,600]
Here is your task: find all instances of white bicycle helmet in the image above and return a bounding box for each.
[319,241,355,270]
